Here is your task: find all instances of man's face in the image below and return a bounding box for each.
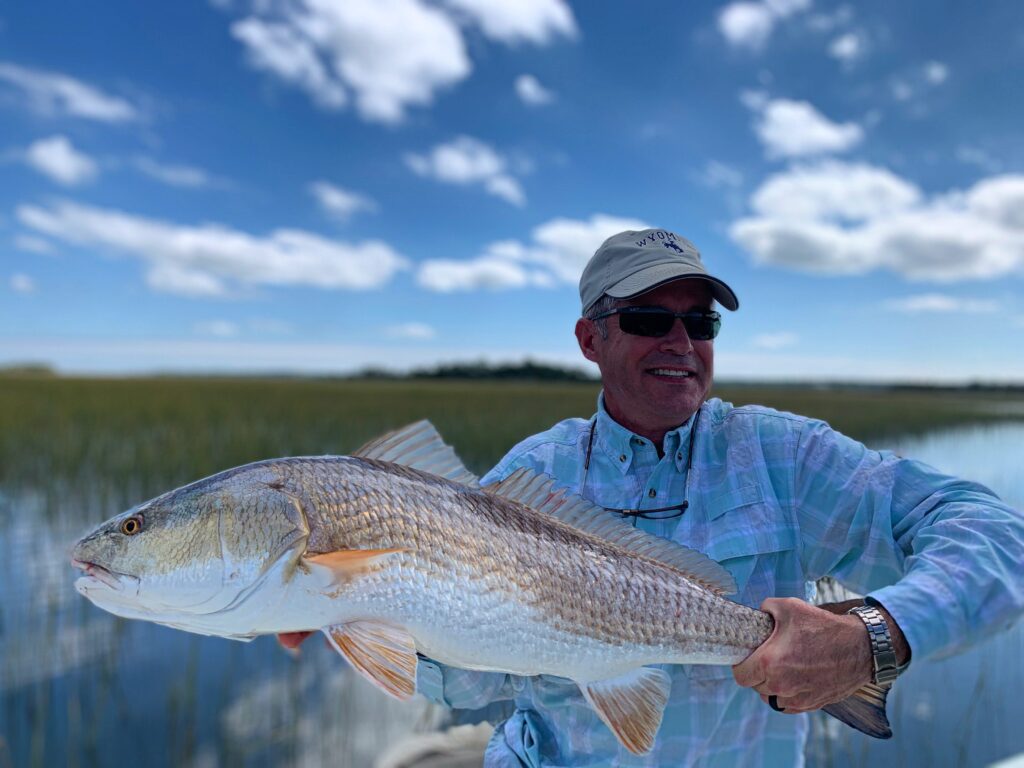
[575,279,715,441]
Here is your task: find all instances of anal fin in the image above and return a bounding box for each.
[579,667,671,755]
[323,620,418,700]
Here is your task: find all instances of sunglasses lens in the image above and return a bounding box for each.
[619,311,674,337]
[617,310,721,339]
[682,315,720,340]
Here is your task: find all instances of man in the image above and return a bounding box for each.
[283,228,1024,766]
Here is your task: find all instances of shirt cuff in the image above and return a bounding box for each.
[867,572,962,661]
[415,655,449,705]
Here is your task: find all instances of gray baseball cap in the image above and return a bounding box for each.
[579,228,739,315]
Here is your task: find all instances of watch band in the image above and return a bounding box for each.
[847,605,903,685]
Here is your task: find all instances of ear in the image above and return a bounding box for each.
[575,318,601,364]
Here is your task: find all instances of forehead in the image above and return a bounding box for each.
[620,279,714,309]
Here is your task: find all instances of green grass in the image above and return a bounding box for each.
[2,376,1022,494]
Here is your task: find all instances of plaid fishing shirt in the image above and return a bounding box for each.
[416,395,1024,767]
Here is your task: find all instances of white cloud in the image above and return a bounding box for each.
[718,0,810,50]
[891,79,913,102]
[0,62,140,122]
[884,294,1000,314]
[441,0,577,44]
[384,322,436,340]
[515,74,555,106]
[25,135,99,186]
[751,332,798,350]
[956,145,1002,175]
[418,254,544,292]
[828,32,863,64]
[228,0,575,123]
[749,161,920,222]
[697,160,744,189]
[308,180,376,220]
[195,320,240,338]
[730,162,1024,282]
[14,234,55,254]
[967,176,1024,229]
[231,17,348,110]
[924,61,949,85]
[746,97,863,158]
[16,200,408,298]
[133,157,216,188]
[417,213,648,292]
[405,136,525,206]
[806,5,853,33]
[9,273,35,293]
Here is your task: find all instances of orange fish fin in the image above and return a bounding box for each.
[323,620,418,700]
[305,548,406,583]
[579,667,671,756]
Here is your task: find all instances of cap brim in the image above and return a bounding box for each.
[607,264,740,311]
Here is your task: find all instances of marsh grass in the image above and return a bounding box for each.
[3,376,1021,494]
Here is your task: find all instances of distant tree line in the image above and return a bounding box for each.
[359,360,597,382]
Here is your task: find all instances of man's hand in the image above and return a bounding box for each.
[732,597,875,714]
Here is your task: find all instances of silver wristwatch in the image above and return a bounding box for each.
[847,604,906,685]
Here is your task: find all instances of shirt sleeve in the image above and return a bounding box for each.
[792,418,1024,661]
[416,656,515,709]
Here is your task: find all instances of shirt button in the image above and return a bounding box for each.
[677,453,683,461]
[648,488,657,498]
[619,454,626,462]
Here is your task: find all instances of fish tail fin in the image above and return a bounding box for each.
[821,681,893,739]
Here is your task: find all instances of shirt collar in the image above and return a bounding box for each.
[593,392,695,473]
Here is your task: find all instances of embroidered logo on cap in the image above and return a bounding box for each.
[663,241,683,254]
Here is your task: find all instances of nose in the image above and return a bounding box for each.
[657,317,693,355]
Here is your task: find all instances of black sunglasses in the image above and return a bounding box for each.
[591,307,721,340]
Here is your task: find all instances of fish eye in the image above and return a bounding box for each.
[120,516,143,536]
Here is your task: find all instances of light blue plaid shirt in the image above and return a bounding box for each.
[416,396,1024,767]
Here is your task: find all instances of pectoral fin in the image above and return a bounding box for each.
[304,548,406,584]
[323,620,418,700]
[579,667,671,755]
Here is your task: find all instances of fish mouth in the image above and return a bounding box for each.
[72,558,131,592]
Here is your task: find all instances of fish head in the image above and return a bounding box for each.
[71,463,309,627]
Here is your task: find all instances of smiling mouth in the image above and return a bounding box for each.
[648,368,696,380]
[72,558,124,591]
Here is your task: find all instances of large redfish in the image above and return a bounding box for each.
[71,421,890,754]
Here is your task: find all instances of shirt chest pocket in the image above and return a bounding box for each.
[694,485,799,609]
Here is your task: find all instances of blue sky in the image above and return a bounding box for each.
[1,0,1023,382]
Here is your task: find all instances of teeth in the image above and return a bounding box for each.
[651,369,691,377]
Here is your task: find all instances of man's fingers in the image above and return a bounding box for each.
[277,630,314,649]
[731,655,765,688]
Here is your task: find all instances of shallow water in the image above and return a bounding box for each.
[807,422,1024,768]
[1,422,1022,767]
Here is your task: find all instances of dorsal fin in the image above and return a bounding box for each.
[485,467,736,596]
[352,420,479,487]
